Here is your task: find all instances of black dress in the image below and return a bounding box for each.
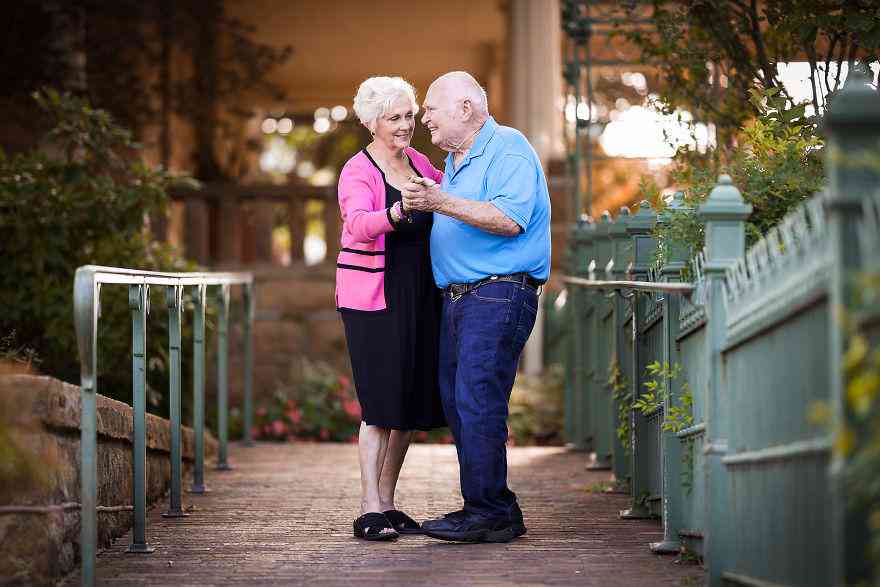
[339,149,446,430]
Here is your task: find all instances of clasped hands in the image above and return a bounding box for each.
[401,176,443,213]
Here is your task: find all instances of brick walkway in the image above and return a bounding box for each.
[74,443,705,586]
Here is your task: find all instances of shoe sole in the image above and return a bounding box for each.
[424,524,527,544]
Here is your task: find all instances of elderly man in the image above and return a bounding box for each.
[402,71,551,543]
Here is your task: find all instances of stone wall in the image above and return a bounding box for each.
[0,375,217,584]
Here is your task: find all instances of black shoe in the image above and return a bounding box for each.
[424,514,527,544]
[383,509,423,535]
[353,512,399,541]
[421,509,468,533]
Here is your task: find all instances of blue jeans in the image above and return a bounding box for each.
[438,279,539,520]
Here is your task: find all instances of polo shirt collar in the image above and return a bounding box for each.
[445,116,498,173]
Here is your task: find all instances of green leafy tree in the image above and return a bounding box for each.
[622,0,880,140]
[0,89,199,416]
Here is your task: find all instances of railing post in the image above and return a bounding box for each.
[608,206,632,485]
[127,284,154,553]
[216,283,232,470]
[698,176,751,585]
[162,285,188,518]
[588,210,613,470]
[620,200,656,518]
[190,284,208,493]
[74,270,99,586]
[824,68,880,586]
[243,282,255,446]
[651,191,689,554]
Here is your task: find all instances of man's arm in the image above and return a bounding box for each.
[401,180,521,237]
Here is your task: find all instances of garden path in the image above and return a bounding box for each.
[69,443,705,586]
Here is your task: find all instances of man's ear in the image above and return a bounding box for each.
[460,99,473,121]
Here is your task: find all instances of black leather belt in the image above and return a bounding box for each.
[445,273,544,299]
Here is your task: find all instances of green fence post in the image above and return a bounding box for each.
[563,234,577,445]
[651,191,690,554]
[581,218,598,454]
[620,200,656,518]
[162,285,188,518]
[216,284,232,471]
[608,206,632,485]
[243,282,255,446]
[127,283,155,553]
[190,284,208,493]
[571,218,594,450]
[825,68,880,586]
[698,176,751,585]
[74,270,99,586]
[587,211,613,470]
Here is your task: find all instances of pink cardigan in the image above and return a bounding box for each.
[335,147,443,312]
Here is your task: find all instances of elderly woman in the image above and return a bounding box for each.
[335,76,445,541]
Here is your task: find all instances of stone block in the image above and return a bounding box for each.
[0,375,217,584]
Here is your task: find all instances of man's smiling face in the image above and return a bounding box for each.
[421,83,462,152]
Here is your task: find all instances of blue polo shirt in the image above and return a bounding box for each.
[430,116,552,288]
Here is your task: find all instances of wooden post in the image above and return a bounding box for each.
[698,176,751,585]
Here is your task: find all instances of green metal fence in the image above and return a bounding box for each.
[73,266,254,587]
[556,73,880,585]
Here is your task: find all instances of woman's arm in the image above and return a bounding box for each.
[338,167,395,242]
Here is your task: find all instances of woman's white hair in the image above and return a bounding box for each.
[353,76,419,133]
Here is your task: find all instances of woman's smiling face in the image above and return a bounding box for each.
[373,95,416,150]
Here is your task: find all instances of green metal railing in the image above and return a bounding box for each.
[555,72,880,586]
[73,266,254,586]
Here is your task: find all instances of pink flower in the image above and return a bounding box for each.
[286,399,296,409]
[342,399,361,420]
[319,428,330,440]
[440,434,454,444]
[271,420,288,438]
[256,407,267,417]
[286,408,302,424]
[337,375,351,389]
[414,431,428,442]
[349,434,359,444]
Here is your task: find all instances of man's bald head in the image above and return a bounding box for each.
[429,71,489,119]
[422,71,490,152]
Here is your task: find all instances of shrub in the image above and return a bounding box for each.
[653,88,825,266]
[0,89,198,417]
[508,365,565,446]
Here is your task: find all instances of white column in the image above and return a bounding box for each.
[508,0,563,375]
[508,0,565,164]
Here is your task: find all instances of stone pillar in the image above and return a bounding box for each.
[184,198,211,265]
[215,197,242,266]
[287,197,306,263]
[251,200,275,265]
[509,0,564,376]
[508,0,565,163]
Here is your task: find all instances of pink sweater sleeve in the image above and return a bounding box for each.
[337,164,394,242]
[408,148,444,185]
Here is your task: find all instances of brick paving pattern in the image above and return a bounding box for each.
[74,443,705,586]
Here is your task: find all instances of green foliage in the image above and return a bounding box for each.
[621,0,880,137]
[608,361,633,454]
[838,272,880,582]
[508,365,565,446]
[635,360,696,494]
[654,89,825,262]
[0,89,198,415]
[256,358,362,442]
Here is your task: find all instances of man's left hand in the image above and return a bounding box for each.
[402,177,443,212]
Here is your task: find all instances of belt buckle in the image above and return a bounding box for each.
[448,283,466,301]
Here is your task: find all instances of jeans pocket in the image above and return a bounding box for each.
[513,296,538,351]
[471,281,514,302]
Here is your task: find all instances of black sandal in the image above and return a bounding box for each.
[353,512,399,541]
[384,509,423,535]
